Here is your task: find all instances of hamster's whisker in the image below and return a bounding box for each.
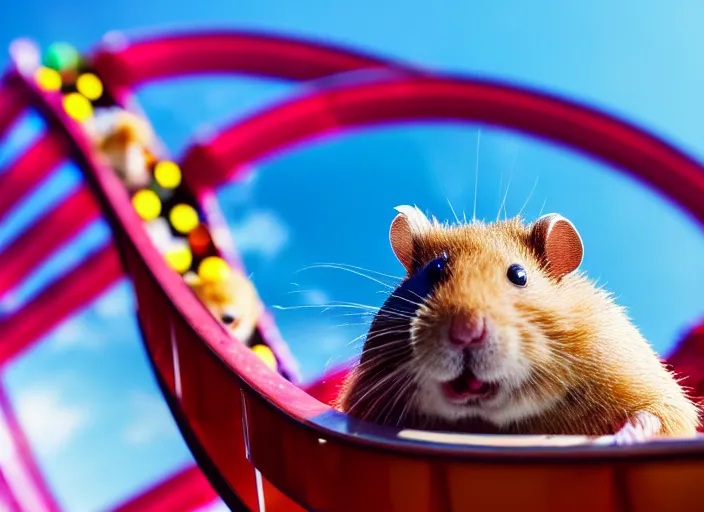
[396,391,418,428]
[517,175,539,218]
[344,328,409,353]
[447,198,461,225]
[497,149,517,222]
[296,264,397,291]
[325,313,375,323]
[363,325,411,339]
[348,364,412,417]
[354,337,410,357]
[333,310,415,326]
[353,335,410,355]
[473,128,481,222]
[345,333,368,348]
[355,352,409,374]
[335,321,373,329]
[373,311,417,324]
[324,301,381,312]
[336,311,377,318]
[273,301,395,321]
[333,321,374,330]
[339,311,413,328]
[345,324,412,350]
[358,364,415,418]
[285,289,322,296]
[272,303,376,314]
[312,262,404,282]
[382,285,426,305]
[355,357,407,376]
[538,196,548,218]
[386,291,424,310]
[374,304,419,318]
[356,354,412,376]
[379,374,415,425]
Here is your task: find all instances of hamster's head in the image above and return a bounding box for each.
[185,270,263,344]
[87,109,156,188]
[382,205,585,428]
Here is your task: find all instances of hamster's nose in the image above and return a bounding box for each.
[448,313,486,347]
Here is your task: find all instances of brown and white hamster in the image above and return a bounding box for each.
[337,205,700,443]
[83,107,156,189]
[184,269,263,345]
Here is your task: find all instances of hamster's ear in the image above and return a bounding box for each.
[389,205,432,272]
[531,213,583,279]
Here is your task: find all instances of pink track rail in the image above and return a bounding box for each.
[0,133,65,224]
[0,186,100,297]
[0,381,60,512]
[111,465,217,512]
[3,29,704,512]
[90,29,405,99]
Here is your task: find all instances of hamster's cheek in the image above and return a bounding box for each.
[474,326,531,389]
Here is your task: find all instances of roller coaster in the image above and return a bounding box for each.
[1,28,704,512]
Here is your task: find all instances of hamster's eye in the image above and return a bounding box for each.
[221,313,237,325]
[507,264,527,287]
[422,252,449,283]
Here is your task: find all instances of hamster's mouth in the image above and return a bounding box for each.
[441,368,499,403]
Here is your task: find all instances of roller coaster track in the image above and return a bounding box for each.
[2,29,704,512]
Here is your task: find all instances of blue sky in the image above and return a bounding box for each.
[2,1,704,511]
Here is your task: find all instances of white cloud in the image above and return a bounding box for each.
[45,284,134,351]
[229,210,290,259]
[47,317,102,351]
[14,386,89,457]
[92,282,134,320]
[122,391,180,446]
[217,164,259,204]
[48,318,87,349]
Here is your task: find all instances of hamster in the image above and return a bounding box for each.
[336,205,700,444]
[184,269,263,345]
[83,107,156,189]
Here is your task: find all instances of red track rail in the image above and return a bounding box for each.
[0,382,61,512]
[111,465,217,512]
[91,30,403,99]
[0,133,66,224]
[180,75,704,214]
[0,83,24,139]
[0,185,100,296]
[0,244,122,364]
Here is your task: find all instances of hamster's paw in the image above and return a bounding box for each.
[612,411,661,446]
